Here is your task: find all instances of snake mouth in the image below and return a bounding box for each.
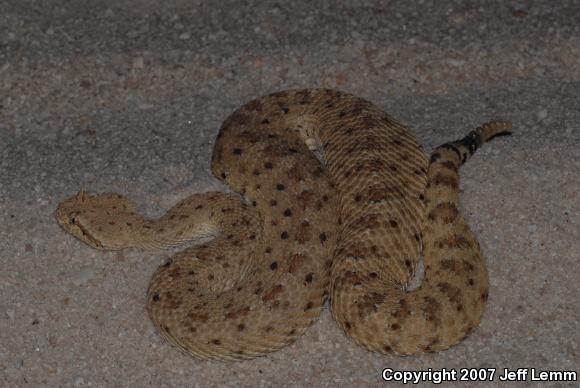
[55,208,104,249]
[68,216,103,249]
[54,191,103,249]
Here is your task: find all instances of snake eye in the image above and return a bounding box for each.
[70,217,76,224]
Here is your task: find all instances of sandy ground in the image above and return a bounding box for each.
[1,1,579,387]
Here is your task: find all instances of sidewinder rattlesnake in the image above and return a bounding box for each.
[55,89,511,361]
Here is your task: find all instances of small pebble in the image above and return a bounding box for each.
[126,30,141,39]
[537,108,548,120]
[71,268,95,286]
[132,57,144,69]
[448,59,465,67]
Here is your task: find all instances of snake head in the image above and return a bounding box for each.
[55,191,139,250]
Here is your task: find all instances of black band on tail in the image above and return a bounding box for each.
[438,143,462,160]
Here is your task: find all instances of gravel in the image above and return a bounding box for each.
[1,1,578,387]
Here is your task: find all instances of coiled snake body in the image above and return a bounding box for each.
[56,89,511,361]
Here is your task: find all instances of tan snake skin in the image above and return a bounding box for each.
[55,89,511,360]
